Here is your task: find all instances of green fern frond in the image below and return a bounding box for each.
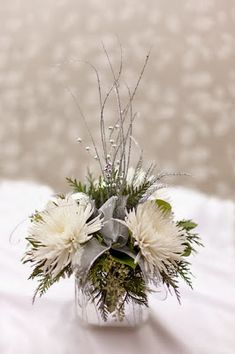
[30,265,72,303]
[66,177,87,193]
[124,181,153,209]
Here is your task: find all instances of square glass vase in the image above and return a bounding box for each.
[75,280,149,328]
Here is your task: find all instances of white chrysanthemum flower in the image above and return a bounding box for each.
[124,201,186,272]
[28,195,103,278]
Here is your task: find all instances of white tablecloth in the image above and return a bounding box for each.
[0,181,235,354]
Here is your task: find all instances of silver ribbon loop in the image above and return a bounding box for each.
[73,195,149,285]
[99,195,129,246]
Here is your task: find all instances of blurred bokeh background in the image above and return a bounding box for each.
[0,0,234,199]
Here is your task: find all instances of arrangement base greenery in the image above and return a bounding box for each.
[75,281,149,328]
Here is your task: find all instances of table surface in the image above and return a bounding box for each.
[0,180,235,354]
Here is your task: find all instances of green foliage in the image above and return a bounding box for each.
[23,237,73,303]
[160,219,203,302]
[87,252,148,321]
[30,264,72,303]
[161,268,181,303]
[110,249,137,270]
[166,264,193,302]
[24,236,42,250]
[67,173,155,210]
[66,177,87,194]
[155,199,172,213]
[161,259,193,303]
[177,260,193,289]
[123,272,148,306]
[178,219,203,257]
[178,220,198,231]
[30,211,43,223]
[182,245,192,257]
[123,180,153,210]
[66,176,110,208]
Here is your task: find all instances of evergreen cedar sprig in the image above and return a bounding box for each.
[87,253,148,321]
[66,174,154,210]
[160,220,202,303]
[22,235,73,302]
[30,265,72,303]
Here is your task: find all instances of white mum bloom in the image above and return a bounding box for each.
[27,195,102,278]
[124,201,186,272]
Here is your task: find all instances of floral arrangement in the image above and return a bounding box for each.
[22,47,202,321]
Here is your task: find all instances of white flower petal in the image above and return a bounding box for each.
[71,192,90,206]
[27,194,103,277]
[124,201,186,272]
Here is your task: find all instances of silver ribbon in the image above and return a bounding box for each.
[99,196,129,247]
[73,237,109,286]
[74,196,131,283]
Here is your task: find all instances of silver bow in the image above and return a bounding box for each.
[74,196,136,284]
[99,196,129,247]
